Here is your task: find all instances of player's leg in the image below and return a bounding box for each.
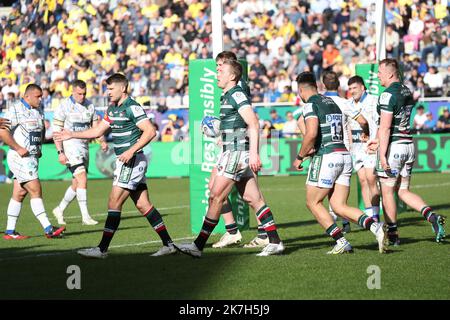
[129,184,176,256]
[365,165,381,221]
[210,166,243,248]
[73,166,98,225]
[305,184,354,253]
[397,152,446,243]
[22,178,66,238]
[4,179,29,239]
[53,178,77,225]
[98,185,130,251]
[379,177,399,245]
[236,174,284,256]
[212,197,244,248]
[175,174,235,257]
[329,182,387,253]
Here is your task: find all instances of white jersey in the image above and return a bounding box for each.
[348,92,379,152]
[53,96,98,151]
[324,92,360,150]
[4,99,44,157]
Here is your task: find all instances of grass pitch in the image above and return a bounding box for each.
[0,173,449,299]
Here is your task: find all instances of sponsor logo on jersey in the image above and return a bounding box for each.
[321,179,333,185]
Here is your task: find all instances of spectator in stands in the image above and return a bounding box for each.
[264,82,281,103]
[423,112,437,133]
[173,116,189,141]
[0,92,6,111]
[282,111,300,138]
[386,24,400,58]
[437,107,450,132]
[413,105,428,133]
[166,87,182,108]
[423,66,444,97]
[158,70,177,97]
[1,78,19,98]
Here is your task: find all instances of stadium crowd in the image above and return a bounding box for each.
[0,0,450,140]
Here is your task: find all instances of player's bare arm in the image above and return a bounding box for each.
[0,127,29,157]
[0,117,10,130]
[294,116,318,170]
[378,111,393,171]
[118,119,156,164]
[354,113,370,141]
[239,106,262,173]
[54,120,110,141]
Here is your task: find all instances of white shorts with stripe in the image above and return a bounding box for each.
[65,145,89,176]
[306,152,353,188]
[7,151,39,184]
[113,152,148,190]
[216,150,253,181]
[351,148,377,171]
[376,141,415,179]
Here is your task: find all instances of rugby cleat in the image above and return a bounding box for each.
[173,242,202,258]
[374,222,388,253]
[82,217,99,225]
[243,236,270,248]
[342,222,351,234]
[256,242,285,256]
[388,231,400,247]
[78,247,108,259]
[3,231,29,240]
[434,215,446,243]
[52,207,66,225]
[327,238,353,254]
[151,243,177,256]
[212,230,242,248]
[45,225,66,238]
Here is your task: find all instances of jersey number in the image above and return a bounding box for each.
[330,119,343,142]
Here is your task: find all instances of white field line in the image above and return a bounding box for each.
[63,205,190,220]
[0,236,195,262]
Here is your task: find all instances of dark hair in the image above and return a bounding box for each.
[72,79,87,90]
[106,73,129,90]
[322,71,339,91]
[348,75,366,88]
[296,72,317,88]
[215,50,238,62]
[417,105,425,110]
[24,83,42,94]
[223,59,242,83]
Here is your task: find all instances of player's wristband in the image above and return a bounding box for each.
[57,150,64,155]
[296,154,304,161]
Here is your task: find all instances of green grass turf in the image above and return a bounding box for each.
[0,173,449,299]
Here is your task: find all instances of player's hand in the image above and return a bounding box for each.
[0,117,11,130]
[249,153,262,173]
[306,148,316,156]
[53,128,73,141]
[58,153,68,165]
[16,146,29,157]
[100,141,109,152]
[380,156,390,171]
[293,158,304,171]
[366,138,379,154]
[360,132,369,142]
[118,149,134,164]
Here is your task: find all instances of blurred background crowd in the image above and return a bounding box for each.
[0,0,449,141]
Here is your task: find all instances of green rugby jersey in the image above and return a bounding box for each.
[303,94,348,155]
[103,97,148,155]
[377,82,415,143]
[219,85,251,152]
